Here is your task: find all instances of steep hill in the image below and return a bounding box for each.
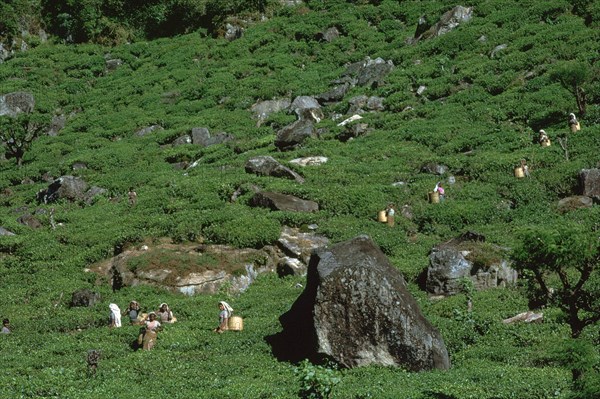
[1,1,599,398]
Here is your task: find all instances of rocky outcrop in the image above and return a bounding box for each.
[91,242,277,295]
[579,168,600,200]
[271,236,450,370]
[245,156,305,183]
[318,27,340,43]
[426,233,517,296]
[250,191,319,212]
[91,228,328,295]
[0,91,35,117]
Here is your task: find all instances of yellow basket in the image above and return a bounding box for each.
[541,140,551,147]
[514,167,525,178]
[377,210,387,222]
[228,316,244,331]
[428,191,440,204]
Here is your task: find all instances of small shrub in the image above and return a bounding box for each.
[296,360,341,399]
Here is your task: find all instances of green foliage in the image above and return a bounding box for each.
[296,359,341,399]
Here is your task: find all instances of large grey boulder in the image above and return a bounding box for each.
[426,233,517,296]
[579,169,600,200]
[275,119,318,151]
[245,156,305,183]
[250,191,319,212]
[272,235,450,370]
[38,176,89,204]
[0,91,35,117]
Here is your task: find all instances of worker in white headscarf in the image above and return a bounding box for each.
[214,301,234,333]
[109,303,122,328]
[538,129,550,146]
[568,113,580,133]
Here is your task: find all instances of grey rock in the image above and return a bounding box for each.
[0,227,16,236]
[321,27,340,42]
[421,162,448,175]
[251,98,291,122]
[0,91,35,117]
[557,196,593,213]
[356,57,395,88]
[290,96,323,121]
[580,169,600,200]
[38,176,89,204]
[225,23,244,41]
[191,127,233,147]
[135,124,163,137]
[277,257,306,277]
[17,214,42,229]
[490,44,508,58]
[277,226,329,265]
[70,289,101,307]
[289,156,329,167]
[72,162,87,170]
[245,156,305,183]
[84,186,108,205]
[250,191,319,212]
[105,58,123,71]
[417,6,473,41]
[172,135,192,146]
[47,114,66,136]
[315,84,350,104]
[275,119,318,151]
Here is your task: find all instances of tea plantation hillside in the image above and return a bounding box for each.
[1,1,599,398]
